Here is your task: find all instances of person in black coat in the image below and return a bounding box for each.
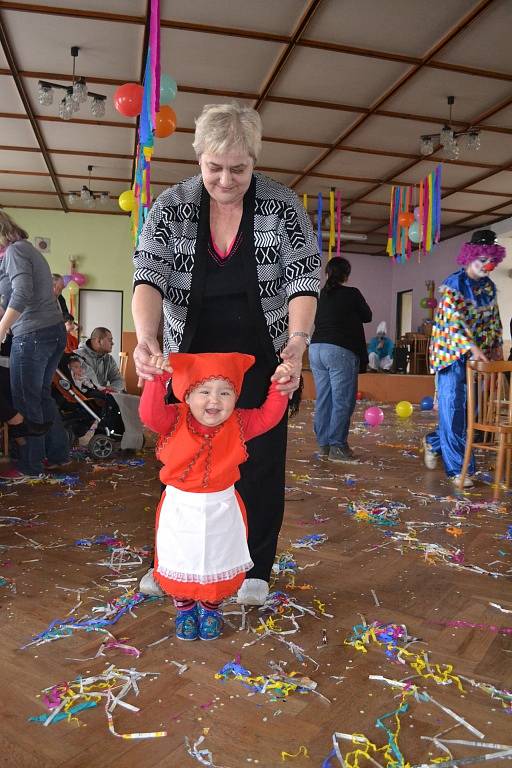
[309,257,372,462]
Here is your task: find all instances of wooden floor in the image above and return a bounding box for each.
[1,401,511,767]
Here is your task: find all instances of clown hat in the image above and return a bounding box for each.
[457,228,505,267]
[170,352,255,402]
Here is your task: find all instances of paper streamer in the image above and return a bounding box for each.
[336,189,341,256]
[317,193,323,255]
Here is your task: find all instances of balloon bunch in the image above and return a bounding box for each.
[386,165,442,263]
[114,0,178,243]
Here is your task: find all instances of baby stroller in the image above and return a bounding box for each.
[52,362,127,459]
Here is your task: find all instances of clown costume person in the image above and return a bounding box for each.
[139,352,290,641]
[423,230,505,488]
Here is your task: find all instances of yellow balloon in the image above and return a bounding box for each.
[118,189,135,212]
[67,280,79,295]
[395,400,413,418]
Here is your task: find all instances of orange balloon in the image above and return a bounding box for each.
[398,211,414,227]
[154,105,177,138]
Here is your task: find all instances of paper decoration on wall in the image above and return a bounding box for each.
[386,164,442,263]
[34,237,51,255]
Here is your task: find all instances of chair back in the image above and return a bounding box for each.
[466,360,512,431]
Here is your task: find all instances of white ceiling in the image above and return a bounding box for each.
[0,0,511,255]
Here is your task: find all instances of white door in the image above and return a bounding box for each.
[78,289,123,362]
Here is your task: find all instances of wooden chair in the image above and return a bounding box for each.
[119,351,128,379]
[408,335,429,374]
[459,361,512,497]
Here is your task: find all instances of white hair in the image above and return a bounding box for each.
[192,103,262,161]
[376,322,387,335]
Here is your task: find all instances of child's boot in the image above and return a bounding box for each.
[175,603,198,641]
[198,603,224,641]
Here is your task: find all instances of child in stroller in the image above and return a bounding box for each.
[52,354,127,459]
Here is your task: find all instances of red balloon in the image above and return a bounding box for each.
[154,105,177,139]
[398,211,414,228]
[114,83,144,117]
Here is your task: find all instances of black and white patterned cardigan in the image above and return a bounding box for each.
[133,172,320,356]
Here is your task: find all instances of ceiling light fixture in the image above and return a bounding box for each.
[420,96,481,160]
[38,46,107,122]
[67,166,110,208]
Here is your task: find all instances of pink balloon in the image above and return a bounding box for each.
[364,406,384,426]
[413,206,420,221]
[71,272,87,287]
[426,297,437,309]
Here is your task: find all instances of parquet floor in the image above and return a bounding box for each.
[0,401,511,768]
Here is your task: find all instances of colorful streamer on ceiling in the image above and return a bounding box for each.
[386,164,442,263]
[312,189,342,258]
[131,0,160,245]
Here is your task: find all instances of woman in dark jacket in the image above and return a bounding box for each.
[309,257,372,462]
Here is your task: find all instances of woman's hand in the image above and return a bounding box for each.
[133,337,171,385]
[271,337,306,397]
[469,345,488,363]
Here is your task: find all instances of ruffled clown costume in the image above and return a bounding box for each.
[426,230,504,478]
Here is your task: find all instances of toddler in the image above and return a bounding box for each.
[139,352,290,641]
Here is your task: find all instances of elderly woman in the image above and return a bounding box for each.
[0,211,70,478]
[133,103,320,605]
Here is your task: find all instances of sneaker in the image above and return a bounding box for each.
[328,446,357,463]
[236,578,269,606]
[198,604,223,641]
[139,567,165,597]
[451,475,474,489]
[422,437,439,470]
[0,467,30,481]
[175,604,199,641]
[318,446,329,456]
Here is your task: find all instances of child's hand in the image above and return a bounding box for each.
[273,361,296,396]
[149,354,173,374]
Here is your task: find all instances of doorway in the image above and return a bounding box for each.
[396,289,413,339]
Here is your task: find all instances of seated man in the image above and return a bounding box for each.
[76,327,124,392]
[367,322,394,372]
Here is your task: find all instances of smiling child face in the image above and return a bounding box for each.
[185,377,237,427]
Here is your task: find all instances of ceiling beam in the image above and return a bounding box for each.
[253,0,323,110]
[0,9,67,210]
[2,2,512,85]
[290,0,497,189]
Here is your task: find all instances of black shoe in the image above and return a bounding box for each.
[328,446,357,463]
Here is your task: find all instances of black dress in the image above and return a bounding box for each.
[185,179,287,582]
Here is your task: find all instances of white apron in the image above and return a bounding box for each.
[156,485,253,584]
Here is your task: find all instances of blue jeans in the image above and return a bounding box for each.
[309,343,359,448]
[10,322,69,475]
[426,358,475,478]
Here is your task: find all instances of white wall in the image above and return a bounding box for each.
[389,217,512,341]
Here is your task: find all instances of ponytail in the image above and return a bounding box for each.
[324,257,351,292]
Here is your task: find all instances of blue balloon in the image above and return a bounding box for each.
[160,73,177,104]
[420,396,434,411]
[408,221,421,243]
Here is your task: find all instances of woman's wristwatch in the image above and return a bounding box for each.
[288,331,311,346]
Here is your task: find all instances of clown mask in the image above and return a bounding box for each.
[467,257,495,280]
